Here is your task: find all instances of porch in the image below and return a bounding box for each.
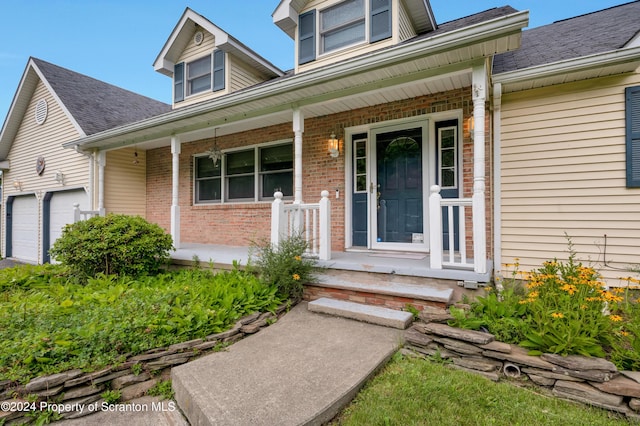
[172,242,491,284]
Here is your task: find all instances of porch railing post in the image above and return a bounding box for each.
[319,190,331,261]
[73,203,81,223]
[271,192,286,247]
[429,185,443,270]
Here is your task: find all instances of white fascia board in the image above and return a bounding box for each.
[493,46,640,87]
[273,0,298,39]
[66,10,529,150]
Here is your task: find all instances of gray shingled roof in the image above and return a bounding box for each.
[32,58,171,136]
[493,1,640,74]
[426,6,519,37]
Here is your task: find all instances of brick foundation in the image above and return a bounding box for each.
[303,284,447,311]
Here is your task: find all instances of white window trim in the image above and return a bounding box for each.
[193,139,294,205]
[317,0,370,58]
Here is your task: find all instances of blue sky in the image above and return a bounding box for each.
[0,0,630,124]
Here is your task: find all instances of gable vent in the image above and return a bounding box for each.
[35,99,48,125]
[194,31,204,46]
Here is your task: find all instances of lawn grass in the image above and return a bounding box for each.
[0,264,283,384]
[333,353,632,426]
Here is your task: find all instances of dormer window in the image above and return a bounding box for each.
[298,0,391,65]
[321,0,366,54]
[188,55,212,96]
[174,49,226,103]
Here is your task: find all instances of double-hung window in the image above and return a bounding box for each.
[194,142,293,204]
[174,49,225,102]
[299,0,391,64]
[320,0,366,54]
[187,55,212,96]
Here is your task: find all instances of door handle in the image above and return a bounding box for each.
[370,182,374,193]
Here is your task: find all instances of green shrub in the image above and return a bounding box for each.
[49,214,173,278]
[252,235,316,300]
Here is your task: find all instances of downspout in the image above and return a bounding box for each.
[493,82,503,287]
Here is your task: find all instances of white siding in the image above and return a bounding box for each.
[500,72,640,286]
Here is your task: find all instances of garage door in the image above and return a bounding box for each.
[10,195,39,262]
[46,189,89,262]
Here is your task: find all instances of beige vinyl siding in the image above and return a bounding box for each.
[1,79,88,260]
[174,29,229,108]
[230,57,270,92]
[297,0,397,73]
[500,72,640,286]
[104,148,146,217]
[398,0,417,41]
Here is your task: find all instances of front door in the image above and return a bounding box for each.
[372,126,427,251]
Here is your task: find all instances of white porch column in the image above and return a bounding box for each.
[171,136,181,249]
[293,108,304,204]
[472,64,487,274]
[97,151,106,216]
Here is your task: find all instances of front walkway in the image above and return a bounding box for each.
[171,302,401,425]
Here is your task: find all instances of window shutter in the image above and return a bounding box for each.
[213,50,225,91]
[299,10,316,65]
[370,0,391,43]
[626,86,640,188]
[174,62,184,103]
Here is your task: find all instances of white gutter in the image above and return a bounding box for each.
[65,10,529,150]
[493,45,640,86]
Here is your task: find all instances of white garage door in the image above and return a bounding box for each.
[11,195,38,262]
[49,189,89,248]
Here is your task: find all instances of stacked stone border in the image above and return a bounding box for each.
[0,304,289,424]
[404,307,640,421]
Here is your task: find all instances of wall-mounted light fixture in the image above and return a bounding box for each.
[55,170,65,185]
[13,180,22,191]
[328,133,340,158]
[468,116,475,141]
[206,127,223,166]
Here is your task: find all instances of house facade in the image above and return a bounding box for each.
[2,1,640,289]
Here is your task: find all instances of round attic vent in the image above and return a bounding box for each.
[194,31,204,46]
[35,99,48,125]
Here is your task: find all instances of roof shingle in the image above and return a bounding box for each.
[32,58,171,136]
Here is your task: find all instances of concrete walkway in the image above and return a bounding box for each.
[172,302,402,425]
[57,303,402,425]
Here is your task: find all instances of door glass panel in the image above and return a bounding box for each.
[376,128,423,244]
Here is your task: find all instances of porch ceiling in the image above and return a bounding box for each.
[66,11,527,152]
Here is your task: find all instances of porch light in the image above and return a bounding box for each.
[13,180,22,191]
[206,127,223,166]
[328,133,339,158]
[468,116,475,140]
[54,170,65,185]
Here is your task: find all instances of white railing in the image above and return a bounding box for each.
[271,191,331,260]
[73,203,100,223]
[429,185,479,272]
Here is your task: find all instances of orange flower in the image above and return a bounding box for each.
[609,315,623,322]
[292,273,301,281]
[551,312,564,319]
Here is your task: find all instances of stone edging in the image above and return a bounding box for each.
[404,307,640,421]
[0,303,290,424]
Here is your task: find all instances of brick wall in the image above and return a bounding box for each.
[145,87,493,255]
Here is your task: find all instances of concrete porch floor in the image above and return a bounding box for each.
[172,243,492,284]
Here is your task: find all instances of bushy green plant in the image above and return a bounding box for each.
[147,380,174,399]
[608,285,640,370]
[252,235,316,300]
[49,214,174,278]
[101,389,121,405]
[0,266,283,383]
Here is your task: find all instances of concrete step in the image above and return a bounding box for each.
[312,269,455,305]
[308,297,414,329]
